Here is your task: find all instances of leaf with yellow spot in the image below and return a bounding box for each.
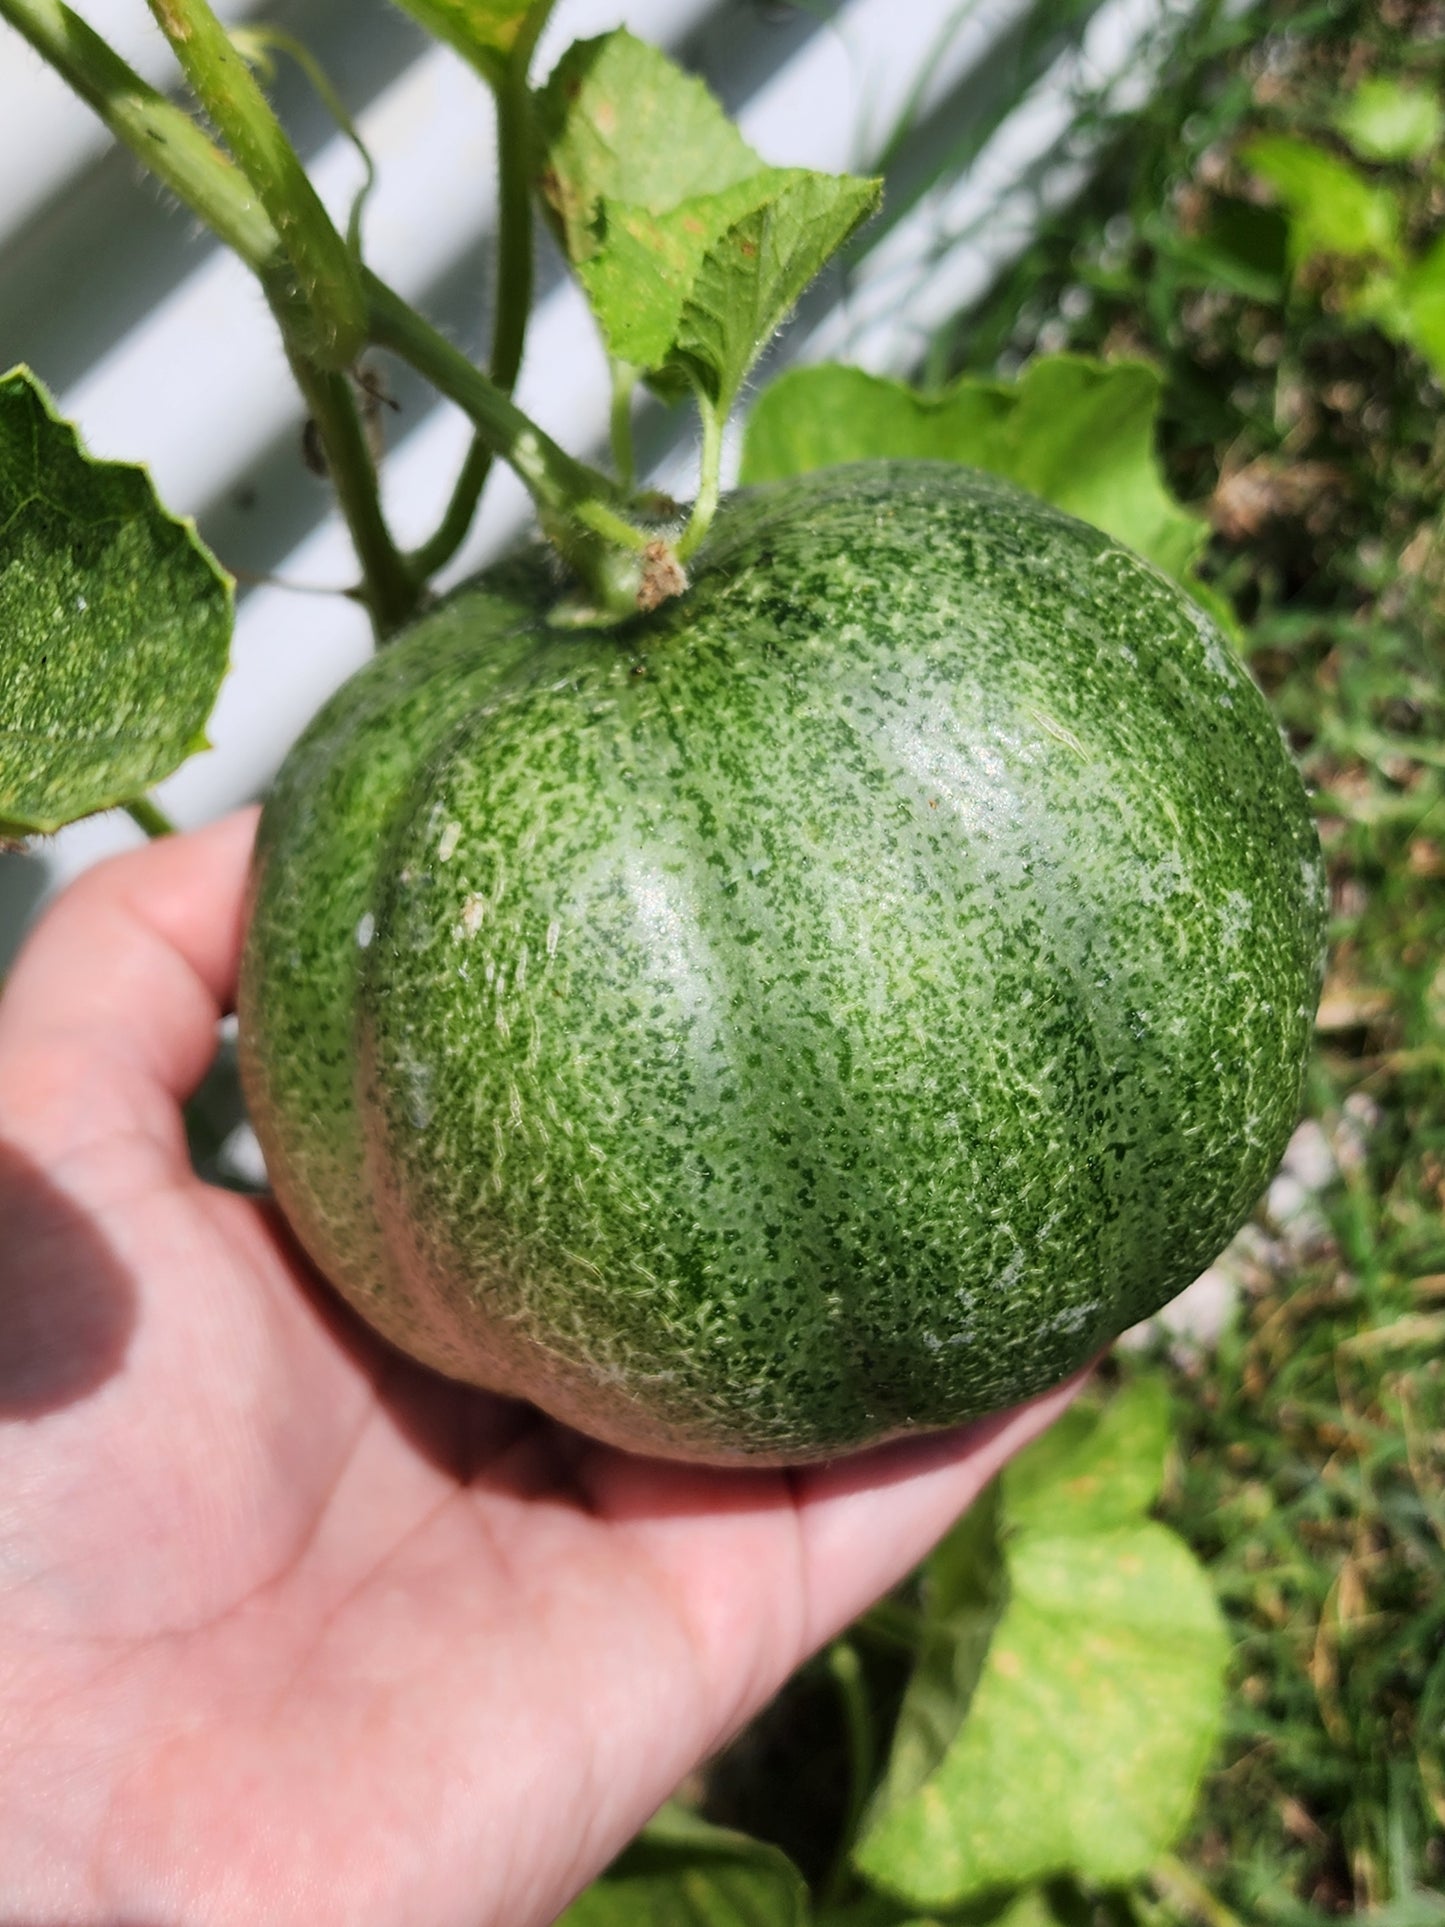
[535,30,878,418]
[854,1378,1228,1911]
[535,31,762,266]
[1004,1373,1171,1531]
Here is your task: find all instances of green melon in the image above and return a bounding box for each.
[238,462,1325,1465]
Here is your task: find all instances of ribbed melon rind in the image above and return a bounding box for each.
[240,463,1325,1464]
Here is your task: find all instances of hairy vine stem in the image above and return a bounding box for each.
[144,0,367,369]
[676,389,726,561]
[125,797,179,838]
[366,274,676,622]
[0,0,278,272]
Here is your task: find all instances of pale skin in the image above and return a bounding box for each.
[0,810,1079,1925]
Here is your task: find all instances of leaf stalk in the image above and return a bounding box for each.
[125,797,179,838]
[609,362,640,489]
[677,391,726,561]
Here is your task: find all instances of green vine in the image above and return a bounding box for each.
[406,0,559,582]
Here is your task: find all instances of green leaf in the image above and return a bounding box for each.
[385,0,533,80]
[1242,134,1404,269]
[1392,232,1445,380]
[0,367,231,838]
[556,1805,811,1926]
[664,172,880,414]
[536,31,760,266]
[1336,77,1444,165]
[854,1382,1228,1912]
[867,1481,1009,1818]
[537,31,879,418]
[741,358,1207,588]
[1002,1375,1172,1535]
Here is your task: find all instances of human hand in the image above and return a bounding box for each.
[0,813,1078,1925]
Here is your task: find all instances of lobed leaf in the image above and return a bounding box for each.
[0,367,230,838]
[854,1381,1228,1912]
[741,358,1207,589]
[537,30,878,419]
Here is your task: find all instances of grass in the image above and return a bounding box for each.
[941,0,1445,1915]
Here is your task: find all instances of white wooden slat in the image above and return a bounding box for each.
[809,0,1200,372]
[722,0,1049,171]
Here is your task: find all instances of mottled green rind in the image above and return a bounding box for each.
[239,463,1326,1465]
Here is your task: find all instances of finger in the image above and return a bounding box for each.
[788,1370,1087,1647]
[0,810,260,1154]
[470,1373,1089,1927]
[575,1368,1086,1741]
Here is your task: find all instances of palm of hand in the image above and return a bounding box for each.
[0,813,1074,1925]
